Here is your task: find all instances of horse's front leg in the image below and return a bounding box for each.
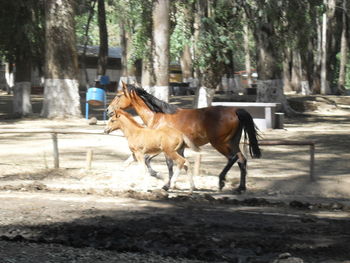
[123,154,136,168]
[218,154,238,191]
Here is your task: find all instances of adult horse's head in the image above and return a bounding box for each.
[106,82,132,117]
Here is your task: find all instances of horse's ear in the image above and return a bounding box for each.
[121,81,127,93]
[122,82,131,99]
[130,90,136,99]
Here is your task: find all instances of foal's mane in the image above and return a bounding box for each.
[118,110,144,128]
[126,85,178,114]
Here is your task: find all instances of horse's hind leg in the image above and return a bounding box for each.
[162,146,184,191]
[145,154,161,179]
[162,157,174,191]
[218,154,238,191]
[237,154,247,192]
[183,159,195,192]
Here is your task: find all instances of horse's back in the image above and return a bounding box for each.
[153,106,240,146]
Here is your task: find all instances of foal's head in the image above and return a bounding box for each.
[104,110,123,134]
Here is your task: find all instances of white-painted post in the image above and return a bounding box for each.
[51,133,59,168]
[264,106,272,129]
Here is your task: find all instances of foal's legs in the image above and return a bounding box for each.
[144,154,161,178]
[133,152,147,175]
[183,159,195,191]
[163,150,195,192]
[162,146,185,191]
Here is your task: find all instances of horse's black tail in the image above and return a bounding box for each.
[236,109,261,158]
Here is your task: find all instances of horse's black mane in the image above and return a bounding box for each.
[126,85,178,114]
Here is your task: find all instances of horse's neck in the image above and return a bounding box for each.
[118,115,143,140]
[132,98,156,126]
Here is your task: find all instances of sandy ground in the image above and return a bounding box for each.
[0,92,350,262]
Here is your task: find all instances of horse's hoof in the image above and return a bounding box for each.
[150,171,162,179]
[162,185,170,191]
[219,181,225,191]
[233,187,246,194]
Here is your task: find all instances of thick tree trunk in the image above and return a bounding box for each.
[81,0,96,88]
[152,0,169,102]
[253,18,292,113]
[257,80,295,116]
[192,0,219,108]
[41,0,81,118]
[254,23,280,80]
[97,0,108,77]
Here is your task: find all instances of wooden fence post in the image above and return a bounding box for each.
[86,149,93,170]
[193,153,202,177]
[310,144,315,181]
[51,133,59,168]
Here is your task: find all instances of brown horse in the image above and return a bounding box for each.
[107,83,261,192]
[104,109,199,191]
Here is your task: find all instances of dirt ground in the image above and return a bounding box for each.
[0,91,350,262]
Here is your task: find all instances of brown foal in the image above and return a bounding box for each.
[104,109,199,191]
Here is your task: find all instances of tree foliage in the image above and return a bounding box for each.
[0,0,44,69]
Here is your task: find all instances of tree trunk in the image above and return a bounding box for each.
[180,2,193,83]
[118,19,137,89]
[282,47,292,92]
[337,0,347,94]
[180,44,193,82]
[152,0,169,102]
[41,0,81,118]
[141,54,155,92]
[291,49,302,93]
[253,18,291,113]
[97,0,108,77]
[257,80,295,116]
[320,6,329,94]
[243,13,252,87]
[13,53,32,116]
[312,14,323,94]
[192,0,219,108]
[5,61,14,94]
[81,0,97,88]
[254,23,280,80]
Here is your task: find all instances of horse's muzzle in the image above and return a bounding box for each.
[104,128,111,134]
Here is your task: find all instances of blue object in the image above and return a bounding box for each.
[85,87,107,120]
[100,75,110,85]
